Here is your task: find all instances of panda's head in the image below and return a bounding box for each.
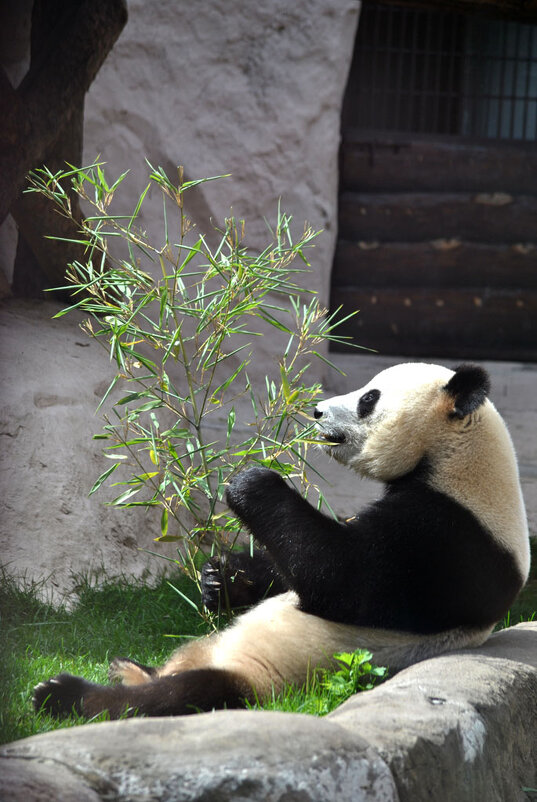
[314,362,492,482]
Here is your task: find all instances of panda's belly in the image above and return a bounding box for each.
[207,592,493,695]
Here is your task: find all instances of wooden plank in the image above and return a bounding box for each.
[332,240,537,289]
[341,136,537,194]
[329,287,537,361]
[372,0,537,23]
[339,192,537,243]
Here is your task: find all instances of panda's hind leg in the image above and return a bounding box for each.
[34,666,254,719]
[108,627,216,687]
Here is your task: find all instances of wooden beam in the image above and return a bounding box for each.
[330,286,537,360]
[341,136,537,195]
[339,192,537,243]
[371,0,537,22]
[332,240,537,289]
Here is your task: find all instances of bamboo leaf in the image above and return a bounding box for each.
[88,463,119,495]
[161,507,169,536]
[166,581,200,612]
[132,399,163,413]
[116,391,151,406]
[110,487,142,506]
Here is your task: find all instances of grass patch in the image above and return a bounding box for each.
[0,569,207,744]
[498,538,537,630]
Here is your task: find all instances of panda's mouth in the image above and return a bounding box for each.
[317,429,346,446]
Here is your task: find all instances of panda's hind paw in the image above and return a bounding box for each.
[33,673,93,718]
[109,656,156,685]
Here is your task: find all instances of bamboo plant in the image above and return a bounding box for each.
[26,162,357,610]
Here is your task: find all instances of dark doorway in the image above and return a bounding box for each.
[331,1,537,360]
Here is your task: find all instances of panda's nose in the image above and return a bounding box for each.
[313,407,323,420]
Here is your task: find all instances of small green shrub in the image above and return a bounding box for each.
[250,650,388,716]
[27,162,356,611]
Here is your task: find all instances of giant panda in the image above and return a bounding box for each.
[33,362,530,719]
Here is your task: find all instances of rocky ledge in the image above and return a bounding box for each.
[1,622,536,802]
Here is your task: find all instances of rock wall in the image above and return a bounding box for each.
[2,622,536,802]
[0,300,180,601]
[82,0,360,319]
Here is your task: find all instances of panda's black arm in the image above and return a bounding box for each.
[226,467,351,599]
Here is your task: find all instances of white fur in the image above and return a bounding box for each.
[157,592,492,699]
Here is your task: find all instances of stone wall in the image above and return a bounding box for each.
[0,0,363,595]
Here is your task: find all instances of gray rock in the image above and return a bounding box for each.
[2,623,536,802]
[331,623,537,802]
[1,714,397,802]
[81,0,361,309]
[0,759,103,802]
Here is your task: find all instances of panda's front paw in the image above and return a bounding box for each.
[226,466,284,520]
[33,673,93,718]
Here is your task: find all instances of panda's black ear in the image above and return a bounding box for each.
[443,364,491,419]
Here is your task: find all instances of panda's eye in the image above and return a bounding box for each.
[358,389,380,418]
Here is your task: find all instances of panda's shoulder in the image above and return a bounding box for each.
[356,474,488,544]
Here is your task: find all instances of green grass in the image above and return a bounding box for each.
[0,569,208,744]
[499,581,537,629]
[1,560,536,746]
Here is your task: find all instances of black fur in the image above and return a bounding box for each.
[33,674,89,718]
[444,364,491,419]
[358,388,380,418]
[226,466,523,634]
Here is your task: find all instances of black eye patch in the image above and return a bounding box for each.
[358,388,380,418]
